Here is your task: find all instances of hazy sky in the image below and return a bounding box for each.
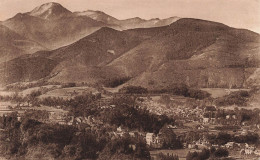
[0,0,260,33]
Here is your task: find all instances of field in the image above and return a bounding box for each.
[200,88,250,98]
[21,105,68,114]
[0,90,14,96]
[39,86,99,99]
[20,85,61,96]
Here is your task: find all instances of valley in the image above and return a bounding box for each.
[0,1,259,160]
[0,81,259,159]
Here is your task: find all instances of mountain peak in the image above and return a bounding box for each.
[169,18,229,32]
[122,17,146,23]
[74,10,119,24]
[28,2,72,19]
[86,10,105,14]
[133,17,145,20]
[74,10,107,17]
[150,18,160,21]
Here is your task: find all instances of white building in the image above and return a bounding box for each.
[203,118,209,124]
[146,133,155,145]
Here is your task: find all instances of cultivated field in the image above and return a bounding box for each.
[201,88,250,98]
[39,86,99,99]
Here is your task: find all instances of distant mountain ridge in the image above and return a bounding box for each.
[1,18,259,89]
[0,2,180,63]
[2,9,107,50]
[1,2,180,50]
[0,2,259,88]
[74,10,180,30]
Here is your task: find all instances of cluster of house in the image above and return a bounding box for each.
[226,142,260,156]
[111,126,144,138]
[143,98,256,129]
[186,138,260,156]
[143,98,204,120]
[66,115,103,127]
[145,133,163,148]
[201,106,242,126]
[91,125,165,149]
[49,111,67,124]
[105,126,166,152]
[223,142,258,156]
[201,106,217,124]
[144,128,260,157]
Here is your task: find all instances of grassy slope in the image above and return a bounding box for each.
[1,18,259,88]
[46,27,146,83]
[0,25,45,63]
[108,19,260,89]
[0,54,57,84]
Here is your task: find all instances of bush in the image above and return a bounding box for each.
[151,84,210,99]
[186,151,199,160]
[215,90,250,106]
[23,110,50,122]
[186,148,223,160]
[233,132,259,144]
[99,136,150,160]
[119,86,148,94]
[159,126,183,149]
[62,83,76,88]
[214,148,229,157]
[158,152,179,160]
[104,77,131,88]
[25,144,61,160]
[26,90,42,105]
[207,132,232,145]
[188,89,211,99]
[21,119,42,132]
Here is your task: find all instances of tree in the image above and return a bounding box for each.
[158,152,179,160]
[104,77,131,88]
[119,86,148,94]
[198,149,210,160]
[186,151,199,160]
[159,125,182,149]
[186,149,210,160]
[214,148,229,157]
[99,136,150,160]
[25,90,41,106]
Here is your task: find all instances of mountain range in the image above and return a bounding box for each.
[0,2,179,61]
[0,2,259,89]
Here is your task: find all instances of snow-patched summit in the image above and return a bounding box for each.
[74,10,119,24]
[28,2,72,19]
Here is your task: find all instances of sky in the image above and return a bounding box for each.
[0,0,260,33]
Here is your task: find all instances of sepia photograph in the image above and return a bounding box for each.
[0,0,260,159]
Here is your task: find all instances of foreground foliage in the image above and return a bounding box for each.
[0,113,151,160]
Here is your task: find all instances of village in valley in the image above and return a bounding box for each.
[0,1,260,159]
[0,82,259,160]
